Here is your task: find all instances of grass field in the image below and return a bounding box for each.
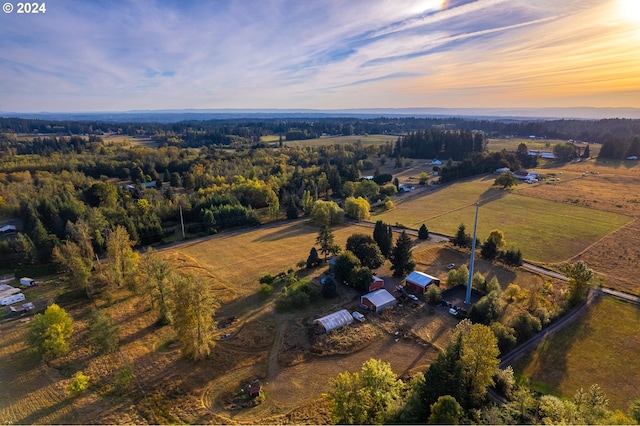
[279,134,398,147]
[375,178,633,264]
[486,138,601,158]
[513,296,640,411]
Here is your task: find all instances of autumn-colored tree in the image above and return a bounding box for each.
[171,273,219,360]
[28,304,74,362]
[106,225,139,290]
[52,240,94,296]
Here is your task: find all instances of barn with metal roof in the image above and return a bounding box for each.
[360,289,397,313]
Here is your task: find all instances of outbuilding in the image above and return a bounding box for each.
[405,271,440,294]
[369,276,384,292]
[360,289,397,313]
[20,277,36,287]
[313,309,353,333]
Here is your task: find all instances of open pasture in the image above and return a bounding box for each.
[283,134,398,147]
[375,177,632,263]
[513,296,640,411]
[486,138,601,158]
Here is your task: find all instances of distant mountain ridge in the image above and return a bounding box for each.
[1,107,640,122]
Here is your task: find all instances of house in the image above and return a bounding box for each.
[313,309,353,333]
[369,276,384,292]
[513,170,539,181]
[20,277,36,287]
[360,289,396,313]
[405,271,440,294]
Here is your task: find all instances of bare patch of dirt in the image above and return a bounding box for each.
[310,323,381,356]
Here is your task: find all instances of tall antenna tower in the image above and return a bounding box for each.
[465,202,479,305]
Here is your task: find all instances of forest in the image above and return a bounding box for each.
[0,115,638,272]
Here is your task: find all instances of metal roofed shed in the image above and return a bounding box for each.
[360,289,397,313]
[405,271,440,294]
[313,309,354,333]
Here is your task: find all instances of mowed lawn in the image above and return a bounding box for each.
[376,179,632,263]
[172,221,360,297]
[513,296,640,410]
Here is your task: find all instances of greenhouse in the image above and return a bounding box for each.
[313,309,353,333]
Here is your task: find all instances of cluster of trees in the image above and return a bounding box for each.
[452,224,522,267]
[325,320,640,424]
[394,129,485,160]
[599,135,640,159]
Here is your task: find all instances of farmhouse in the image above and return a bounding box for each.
[513,170,539,180]
[313,309,353,333]
[369,275,384,292]
[360,289,396,313]
[405,271,440,294]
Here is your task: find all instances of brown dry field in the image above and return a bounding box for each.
[516,160,640,294]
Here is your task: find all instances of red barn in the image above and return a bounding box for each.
[405,271,440,294]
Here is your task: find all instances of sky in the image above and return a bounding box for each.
[1,0,640,113]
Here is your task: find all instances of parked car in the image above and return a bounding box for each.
[447,263,456,269]
[352,311,365,322]
[407,294,418,301]
[221,333,232,339]
[448,308,458,316]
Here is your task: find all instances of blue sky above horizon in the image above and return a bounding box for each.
[1,0,640,112]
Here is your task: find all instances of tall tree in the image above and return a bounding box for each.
[452,223,472,248]
[139,250,175,325]
[52,240,94,296]
[390,230,415,277]
[373,220,393,258]
[171,273,219,361]
[418,224,429,240]
[316,224,336,262]
[325,358,403,424]
[106,225,140,289]
[563,260,594,306]
[344,196,370,221]
[28,304,74,362]
[87,309,119,354]
[429,395,464,425]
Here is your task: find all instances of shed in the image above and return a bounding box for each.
[369,276,384,292]
[360,289,396,313]
[313,309,353,333]
[20,277,36,287]
[405,271,440,294]
[0,225,16,234]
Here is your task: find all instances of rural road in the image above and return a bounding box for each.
[521,263,569,281]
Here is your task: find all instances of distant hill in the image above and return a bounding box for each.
[1,107,640,122]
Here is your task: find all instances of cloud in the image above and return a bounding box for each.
[0,0,638,111]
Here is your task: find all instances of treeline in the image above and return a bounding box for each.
[394,129,485,160]
[598,135,640,159]
[3,116,640,145]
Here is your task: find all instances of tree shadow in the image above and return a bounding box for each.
[251,222,316,243]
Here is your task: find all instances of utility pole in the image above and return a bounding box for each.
[465,202,479,305]
[179,204,185,240]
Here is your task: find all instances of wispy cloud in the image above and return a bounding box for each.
[0,0,638,111]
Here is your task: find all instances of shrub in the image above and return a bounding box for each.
[259,284,274,298]
[68,371,90,396]
[113,364,135,395]
[259,274,276,285]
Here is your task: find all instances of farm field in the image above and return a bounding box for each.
[486,138,601,158]
[513,295,640,411]
[279,134,398,147]
[375,177,633,264]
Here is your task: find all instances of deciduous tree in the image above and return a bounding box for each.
[52,240,94,296]
[139,249,175,325]
[106,225,139,290]
[171,273,219,361]
[344,196,370,221]
[28,304,74,362]
[88,309,119,354]
[346,234,384,270]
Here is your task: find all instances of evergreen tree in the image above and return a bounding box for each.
[346,234,384,269]
[390,230,415,277]
[373,220,393,257]
[452,224,472,248]
[88,309,119,354]
[306,247,320,268]
[418,224,429,240]
[316,224,336,262]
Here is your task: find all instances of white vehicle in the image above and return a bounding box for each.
[407,294,418,301]
[20,277,36,287]
[449,308,458,316]
[447,263,456,269]
[352,311,365,322]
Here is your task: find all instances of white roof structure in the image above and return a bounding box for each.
[362,289,396,307]
[314,309,353,332]
[0,284,20,299]
[0,225,16,233]
[405,271,439,289]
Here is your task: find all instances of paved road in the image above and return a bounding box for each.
[521,263,569,281]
